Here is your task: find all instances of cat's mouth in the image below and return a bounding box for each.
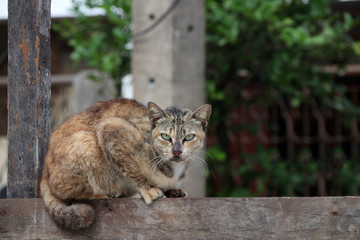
[170,155,183,162]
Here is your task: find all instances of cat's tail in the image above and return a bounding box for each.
[40,177,95,230]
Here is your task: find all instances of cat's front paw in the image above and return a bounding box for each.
[164,189,187,198]
[140,187,164,205]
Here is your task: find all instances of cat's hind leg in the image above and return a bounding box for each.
[41,164,95,230]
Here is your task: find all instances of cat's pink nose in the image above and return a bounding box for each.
[173,150,182,156]
[172,142,182,156]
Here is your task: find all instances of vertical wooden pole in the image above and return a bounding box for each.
[7,0,51,198]
[132,0,206,196]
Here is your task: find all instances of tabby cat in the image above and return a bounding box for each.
[40,98,211,230]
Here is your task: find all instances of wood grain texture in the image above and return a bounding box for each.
[1,197,360,239]
[7,0,51,197]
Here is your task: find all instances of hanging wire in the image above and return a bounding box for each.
[131,0,181,40]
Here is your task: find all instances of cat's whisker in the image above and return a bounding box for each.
[150,155,162,163]
[157,157,167,167]
[151,155,170,173]
[149,155,164,172]
[189,154,204,168]
[194,150,215,161]
[152,157,164,171]
[192,150,215,177]
[190,160,205,175]
[190,153,215,178]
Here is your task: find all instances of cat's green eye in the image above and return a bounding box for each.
[184,134,195,141]
[161,133,171,141]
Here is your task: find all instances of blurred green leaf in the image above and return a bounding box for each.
[208,146,227,162]
[53,0,132,96]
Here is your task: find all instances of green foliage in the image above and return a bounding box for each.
[53,0,132,95]
[207,0,360,110]
[209,144,360,197]
[235,146,317,197]
[206,0,360,197]
[335,160,360,195]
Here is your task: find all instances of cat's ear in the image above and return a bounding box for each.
[147,102,168,128]
[190,104,212,130]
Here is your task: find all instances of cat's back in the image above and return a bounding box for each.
[51,98,148,140]
[87,98,148,122]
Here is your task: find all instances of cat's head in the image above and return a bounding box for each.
[147,102,211,164]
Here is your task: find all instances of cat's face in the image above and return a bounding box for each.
[148,102,211,165]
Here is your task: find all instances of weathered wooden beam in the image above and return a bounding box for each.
[7,0,51,197]
[1,197,360,239]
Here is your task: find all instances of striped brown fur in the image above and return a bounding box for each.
[40,98,211,230]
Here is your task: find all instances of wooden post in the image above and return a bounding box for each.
[7,0,51,198]
[132,0,206,197]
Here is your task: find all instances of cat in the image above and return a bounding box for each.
[40,98,211,230]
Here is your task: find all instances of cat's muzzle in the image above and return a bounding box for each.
[170,155,183,162]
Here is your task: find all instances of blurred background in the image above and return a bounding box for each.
[1,0,360,198]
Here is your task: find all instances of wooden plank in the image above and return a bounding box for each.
[7,0,51,197]
[320,64,360,76]
[1,197,360,239]
[1,75,77,86]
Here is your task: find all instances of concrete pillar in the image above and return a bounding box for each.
[72,70,116,114]
[132,0,206,196]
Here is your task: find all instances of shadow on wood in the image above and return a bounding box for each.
[1,197,360,239]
